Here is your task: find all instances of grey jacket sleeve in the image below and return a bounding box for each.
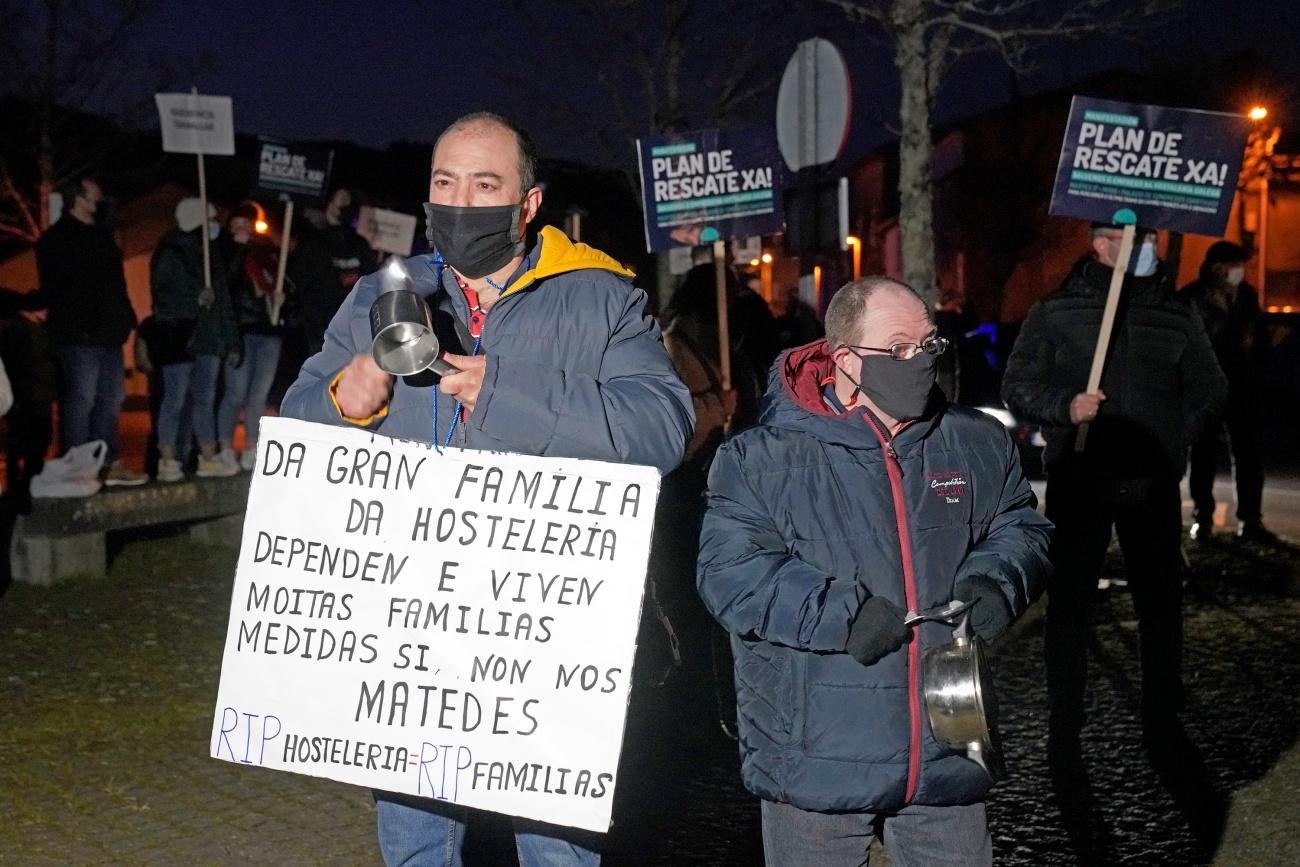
[280,284,385,429]
[466,286,694,474]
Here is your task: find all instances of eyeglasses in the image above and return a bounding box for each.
[840,336,949,361]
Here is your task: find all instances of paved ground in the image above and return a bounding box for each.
[2,487,1299,865]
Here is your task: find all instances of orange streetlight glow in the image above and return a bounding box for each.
[1249,106,1268,121]
[254,219,269,234]
[749,258,761,267]
[760,252,773,264]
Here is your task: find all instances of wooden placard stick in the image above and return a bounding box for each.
[1075,222,1136,451]
[269,198,294,326]
[193,87,212,293]
[713,239,732,393]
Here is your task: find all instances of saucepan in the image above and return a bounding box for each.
[369,257,458,377]
[906,599,1005,781]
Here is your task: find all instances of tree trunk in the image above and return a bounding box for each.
[893,2,938,307]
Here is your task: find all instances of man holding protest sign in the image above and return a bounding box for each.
[1002,224,1225,756]
[1006,97,1245,787]
[280,111,693,866]
[698,277,1051,866]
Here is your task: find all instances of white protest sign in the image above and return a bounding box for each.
[357,206,419,256]
[211,417,659,833]
[154,93,235,156]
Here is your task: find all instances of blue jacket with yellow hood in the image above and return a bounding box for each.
[282,226,693,473]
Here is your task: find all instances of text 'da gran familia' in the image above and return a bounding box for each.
[212,425,656,821]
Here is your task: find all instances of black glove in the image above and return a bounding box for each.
[954,575,1013,642]
[845,596,909,665]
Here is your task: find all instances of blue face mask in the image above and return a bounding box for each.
[1131,239,1157,277]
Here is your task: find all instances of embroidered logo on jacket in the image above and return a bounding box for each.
[925,470,968,504]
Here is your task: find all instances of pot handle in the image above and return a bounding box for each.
[903,598,976,629]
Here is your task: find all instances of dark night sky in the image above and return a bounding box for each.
[17,1,1300,172]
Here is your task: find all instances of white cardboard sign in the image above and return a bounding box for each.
[210,417,659,833]
[155,92,235,156]
[357,206,419,256]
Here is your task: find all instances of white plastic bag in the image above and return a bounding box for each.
[30,440,107,498]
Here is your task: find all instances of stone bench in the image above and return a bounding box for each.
[10,474,251,585]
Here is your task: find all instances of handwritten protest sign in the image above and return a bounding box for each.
[1050,96,1250,236]
[357,206,419,256]
[211,417,660,832]
[154,92,235,156]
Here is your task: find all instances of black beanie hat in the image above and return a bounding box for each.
[1203,240,1249,267]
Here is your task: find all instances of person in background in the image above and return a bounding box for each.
[149,198,240,482]
[773,284,824,350]
[1183,241,1277,544]
[0,291,58,513]
[1002,222,1227,847]
[289,187,378,356]
[216,204,285,472]
[663,260,780,432]
[35,175,146,486]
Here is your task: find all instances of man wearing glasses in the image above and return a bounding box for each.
[698,276,1051,866]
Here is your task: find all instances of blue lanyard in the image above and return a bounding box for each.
[431,273,505,454]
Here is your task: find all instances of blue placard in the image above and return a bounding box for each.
[636,128,785,253]
[256,138,335,204]
[1049,97,1251,236]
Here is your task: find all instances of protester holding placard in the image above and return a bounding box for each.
[216,204,285,473]
[280,111,692,867]
[35,176,147,487]
[1002,224,1226,772]
[149,198,241,482]
[1184,241,1277,544]
[698,277,1051,866]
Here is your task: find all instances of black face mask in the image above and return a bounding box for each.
[843,351,937,423]
[423,201,525,279]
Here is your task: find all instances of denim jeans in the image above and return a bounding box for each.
[158,354,221,452]
[374,794,602,867]
[760,798,991,867]
[55,344,126,461]
[217,333,282,448]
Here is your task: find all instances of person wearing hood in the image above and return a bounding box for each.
[697,276,1051,866]
[215,203,284,473]
[1002,224,1226,778]
[1183,241,1275,544]
[35,175,146,486]
[281,111,692,867]
[148,197,240,481]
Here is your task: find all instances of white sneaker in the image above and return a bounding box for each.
[218,448,240,475]
[197,453,239,478]
[157,458,184,483]
[239,446,258,472]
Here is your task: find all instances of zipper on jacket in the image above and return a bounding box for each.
[862,413,923,805]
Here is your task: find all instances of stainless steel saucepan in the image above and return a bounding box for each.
[905,599,1005,781]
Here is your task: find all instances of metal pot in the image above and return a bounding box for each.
[907,600,1005,781]
[369,258,457,377]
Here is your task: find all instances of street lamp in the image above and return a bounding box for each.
[844,234,861,281]
[1246,105,1279,298]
